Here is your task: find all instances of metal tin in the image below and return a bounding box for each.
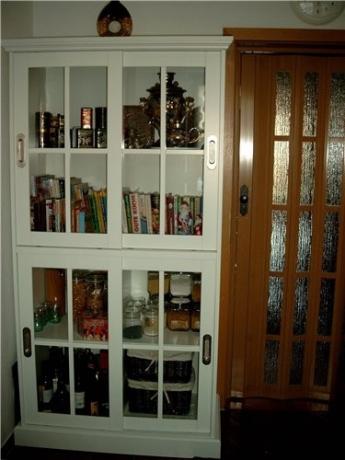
[81,107,93,129]
[36,111,52,148]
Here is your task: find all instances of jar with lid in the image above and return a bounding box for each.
[86,272,106,317]
[143,301,159,337]
[170,273,192,297]
[73,271,87,321]
[191,274,201,303]
[190,305,200,332]
[148,272,170,298]
[167,297,191,331]
[123,301,143,339]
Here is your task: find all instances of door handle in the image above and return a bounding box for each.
[22,327,32,357]
[240,184,249,216]
[202,334,212,365]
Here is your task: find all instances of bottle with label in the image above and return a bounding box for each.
[50,372,70,414]
[38,361,53,412]
[95,107,107,148]
[75,369,86,415]
[98,350,109,416]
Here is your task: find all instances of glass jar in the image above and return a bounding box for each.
[73,271,87,321]
[86,272,106,317]
[143,303,159,337]
[191,275,201,303]
[167,297,190,331]
[148,272,170,298]
[170,273,192,297]
[123,302,143,339]
[190,305,200,332]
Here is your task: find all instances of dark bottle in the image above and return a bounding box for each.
[74,369,86,415]
[98,350,109,416]
[85,349,100,416]
[96,1,132,37]
[38,361,53,412]
[50,373,70,414]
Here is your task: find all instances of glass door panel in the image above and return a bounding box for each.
[36,345,70,414]
[29,67,65,149]
[165,155,203,235]
[73,348,109,417]
[162,351,199,420]
[69,67,107,149]
[70,154,107,234]
[30,153,65,232]
[72,269,108,343]
[165,67,205,150]
[33,268,67,340]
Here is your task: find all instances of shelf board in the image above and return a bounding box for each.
[123,328,199,350]
[34,314,68,341]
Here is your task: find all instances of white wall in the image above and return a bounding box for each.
[1,0,344,449]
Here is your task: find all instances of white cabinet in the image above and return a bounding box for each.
[5,36,231,458]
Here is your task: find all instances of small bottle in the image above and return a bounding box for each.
[85,350,100,416]
[143,304,159,337]
[123,302,143,339]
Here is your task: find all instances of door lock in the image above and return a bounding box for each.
[240,185,249,216]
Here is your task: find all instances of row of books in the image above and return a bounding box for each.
[71,178,107,233]
[122,191,203,235]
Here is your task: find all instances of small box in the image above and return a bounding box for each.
[77,128,94,148]
[78,312,108,341]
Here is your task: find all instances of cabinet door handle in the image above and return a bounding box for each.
[22,327,32,357]
[202,334,212,365]
[16,133,26,167]
[206,135,217,170]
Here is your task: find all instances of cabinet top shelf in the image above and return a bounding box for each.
[3,36,233,53]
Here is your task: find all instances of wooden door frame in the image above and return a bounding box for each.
[218,28,345,409]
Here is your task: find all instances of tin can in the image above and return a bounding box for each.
[81,107,93,129]
[35,111,52,148]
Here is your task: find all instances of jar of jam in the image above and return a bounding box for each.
[191,305,200,332]
[191,275,201,303]
[167,297,190,331]
[73,271,87,321]
[148,272,170,298]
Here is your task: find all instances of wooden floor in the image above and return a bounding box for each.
[2,409,342,460]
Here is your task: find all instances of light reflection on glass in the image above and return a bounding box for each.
[318,278,335,336]
[293,278,308,336]
[264,340,279,385]
[297,211,312,272]
[269,211,287,272]
[322,212,339,272]
[266,277,284,335]
[326,142,344,206]
[314,341,330,387]
[303,72,318,137]
[272,141,289,205]
[289,341,305,385]
[328,73,345,138]
[275,72,292,136]
[300,142,316,205]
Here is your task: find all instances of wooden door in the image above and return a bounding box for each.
[221,53,345,410]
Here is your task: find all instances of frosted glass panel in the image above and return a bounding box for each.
[269,211,287,272]
[322,212,339,272]
[272,141,289,205]
[314,341,330,386]
[266,277,284,335]
[293,278,308,336]
[318,279,335,336]
[326,143,344,206]
[264,340,279,384]
[300,142,316,205]
[297,211,312,272]
[289,341,305,385]
[274,72,291,136]
[328,73,345,138]
[303,72,318,137]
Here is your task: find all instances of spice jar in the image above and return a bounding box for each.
[191,305,200,332]
[143,304,159,337]
[167,297,190,331]
[123,302,143,339]
[86,272,106,317]
[170,273,192,297]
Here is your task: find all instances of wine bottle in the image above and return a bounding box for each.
[85,349,100,416]
[99,350,109,416]
[50,372,70,414]
[38,361,53,412]
[75,369,86,415]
